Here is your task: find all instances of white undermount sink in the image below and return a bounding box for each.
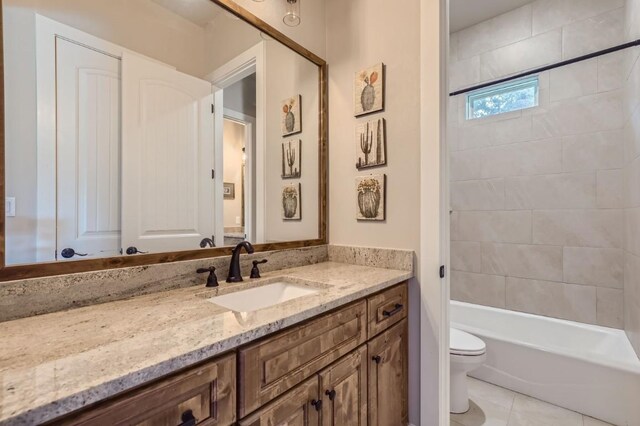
[206,281,319,312]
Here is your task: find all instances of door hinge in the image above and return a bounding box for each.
[211,169,215,179]
[211,104,215,114]
[439,265,446,279]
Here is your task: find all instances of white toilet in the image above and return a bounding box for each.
[450,328,486,414]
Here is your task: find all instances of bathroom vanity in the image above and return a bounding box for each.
[0,256,412,425]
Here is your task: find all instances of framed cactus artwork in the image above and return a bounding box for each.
[355,174,386,221]
[354,63,384,116]
[282,183,302,220]
[282,139,301,178]
[281,95,302,136]
[356,118,386,169]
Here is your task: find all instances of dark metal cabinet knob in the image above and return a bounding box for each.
[178,409,196,426]
[372,355,382,364]
[310,399,323,411]
[325,389,336,401]
[60,248,88,259]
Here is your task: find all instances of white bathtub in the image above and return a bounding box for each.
[451,301,640,426]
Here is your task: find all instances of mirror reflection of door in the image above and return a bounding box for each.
[56,38,122,261]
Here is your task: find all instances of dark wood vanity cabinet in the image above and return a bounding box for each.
[53,353,236,426]
[51,283,408,426]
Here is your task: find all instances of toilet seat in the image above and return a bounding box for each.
[450,328,486,356]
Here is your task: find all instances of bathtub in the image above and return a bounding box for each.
[451,301,640,426]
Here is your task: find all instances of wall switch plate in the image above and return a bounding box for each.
[5,197,15,217]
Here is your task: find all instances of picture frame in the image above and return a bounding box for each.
[223,182,235,200]
[355,174,386,221]
[282,139,302,178]
[354,63,385,117]
[282,183,302,220]
[356,118,386,169]
[281,95,302,136]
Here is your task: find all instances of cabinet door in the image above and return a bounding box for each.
[239,376,320,426]
[318,346,368,426]
[56,353,235,426]
[368,319,408,426]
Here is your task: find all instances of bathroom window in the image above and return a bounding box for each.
[466,76,539,120]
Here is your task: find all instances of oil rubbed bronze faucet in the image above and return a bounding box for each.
[226,241,255,283]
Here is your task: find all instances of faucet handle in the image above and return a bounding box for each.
[250,259,268,279]
[197,266,219,287]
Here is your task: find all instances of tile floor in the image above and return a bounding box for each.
[450,377,613,426]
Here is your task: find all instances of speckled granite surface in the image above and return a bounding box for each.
[328,245,414,272]
[0,261,412,425]
[0,245,329,323]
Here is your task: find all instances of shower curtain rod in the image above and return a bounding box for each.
[449,38,640,97]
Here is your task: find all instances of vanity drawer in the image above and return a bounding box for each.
[238,300,367,417]
[56,353,236,426]
[367,282,408,338]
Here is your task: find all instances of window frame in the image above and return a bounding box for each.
[465,75,539,120]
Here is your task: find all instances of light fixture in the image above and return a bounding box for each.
[283,0,301,27]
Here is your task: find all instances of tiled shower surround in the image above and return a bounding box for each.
[449,0,637,330]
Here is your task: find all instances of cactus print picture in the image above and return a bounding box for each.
[282,183,301,220]
[354,63,384,116]
[355,174,386,221]
[356,118,386,169]
[281,95,302,136]
[282,140,301,178]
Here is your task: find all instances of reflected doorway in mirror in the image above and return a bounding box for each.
[282,139,301,178]
[281,95,302,136]
[282,183,302,220]
[223,183,236,200]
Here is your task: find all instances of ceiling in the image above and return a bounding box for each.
[450,0,533,32]
[151,0,223,27]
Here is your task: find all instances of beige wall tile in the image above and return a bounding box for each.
[506,277,597,324]
[624,252,640,354]
[457,5,532,60]
[450,55,481,92]
[598,51,626,92]
[451,271,506,308]
[532,0,624,35]
[532,209,624,248]
[479,30,562,82]
[626,207,640,256]
[624,156,640,208]
[597,287,624,328]
[451,139,562,181]
[562,130,624,172]
[451,179,505,211]
[549,59,597,102]
[597,169,624,208]
[452,211,532,244]
[563,247,624,288]
[505,172,597,210]
[562,8,625,59]
[482,243,563,282]
[532,90,624,138]
[458,115,533,151]
[451,241,482,273]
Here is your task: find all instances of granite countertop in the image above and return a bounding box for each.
[0,261,412,425]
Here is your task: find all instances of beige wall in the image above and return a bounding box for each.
[623,0,640,357]
[325,0,425,423]
[449,0,627,328]
[223,119,245,229]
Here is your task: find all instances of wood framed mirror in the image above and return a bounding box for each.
[0,0,327,281]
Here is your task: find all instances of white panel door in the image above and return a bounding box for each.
[56,38,121,260]
[121,52,215,254]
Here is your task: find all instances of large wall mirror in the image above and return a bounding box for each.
[0,0,326,279]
